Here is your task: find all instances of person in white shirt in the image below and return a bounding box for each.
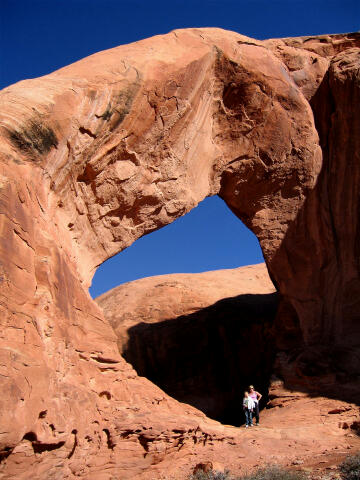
[242,391,255,427]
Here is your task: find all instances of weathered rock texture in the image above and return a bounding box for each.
[0,28,359,478]
[97,264,277,425]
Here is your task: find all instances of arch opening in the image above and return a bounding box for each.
[95,195,278,426]
[90,196,265,298]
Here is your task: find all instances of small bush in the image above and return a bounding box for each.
[189,471,232,480]
[240,465,307,480]
[339,452,360,480]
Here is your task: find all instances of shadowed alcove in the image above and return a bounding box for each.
[94,195,278,425]
[122,292,278,425]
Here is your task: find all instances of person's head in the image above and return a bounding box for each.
[249,385,255,392]
[244,391,248,398]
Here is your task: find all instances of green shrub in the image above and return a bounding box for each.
[339,452,360,480]
[239,465,307,480]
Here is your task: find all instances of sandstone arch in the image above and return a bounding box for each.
[0,28,359,478]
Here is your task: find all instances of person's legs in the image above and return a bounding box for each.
[249,409,253,426]
[244,409,250,427]
[254,402,260,425]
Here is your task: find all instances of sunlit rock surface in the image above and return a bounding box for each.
[0,28,359,478]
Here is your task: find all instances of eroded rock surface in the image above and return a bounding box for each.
[97,264,277,424]
[0,28,359,478]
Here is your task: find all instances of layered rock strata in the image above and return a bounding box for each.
[0,28,359,478]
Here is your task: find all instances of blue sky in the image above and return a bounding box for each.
[1,0,359,297]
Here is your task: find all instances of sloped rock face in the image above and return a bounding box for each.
[97,264,277,425]
[0,28,359,478]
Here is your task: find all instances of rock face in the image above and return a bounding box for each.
[265,36,360,393]
[97,264,277,425]
[0,28,359,478]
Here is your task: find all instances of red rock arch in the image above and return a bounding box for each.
[0,28,359,478]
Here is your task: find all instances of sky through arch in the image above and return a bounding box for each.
[90,196,264,298]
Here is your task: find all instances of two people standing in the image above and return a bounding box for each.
[243,385,262,427]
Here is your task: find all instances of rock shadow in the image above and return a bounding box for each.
[122,292,278,426]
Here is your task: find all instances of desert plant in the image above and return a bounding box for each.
[188,465,308,480]
[338,452,360,480]
[189,470,232,480]
[239,465,307,480]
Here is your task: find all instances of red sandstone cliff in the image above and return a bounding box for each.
[0,29,359,478]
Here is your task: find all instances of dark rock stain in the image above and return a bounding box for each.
[9,120,58,158]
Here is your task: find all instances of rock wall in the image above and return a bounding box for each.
[266,36,360,392]
[0,28,359,478]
